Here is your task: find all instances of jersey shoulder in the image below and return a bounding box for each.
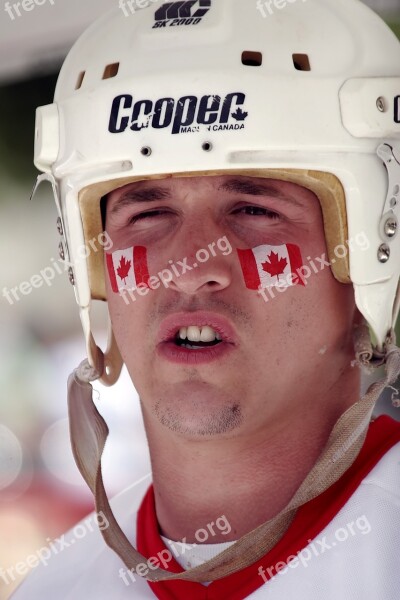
[10,475,154,600]
[249,440,400,599]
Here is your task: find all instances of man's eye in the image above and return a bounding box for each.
[128,210,168,224]
[233,206,281,220]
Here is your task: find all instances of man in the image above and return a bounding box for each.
[12,0,400,597]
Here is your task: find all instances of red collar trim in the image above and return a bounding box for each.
[137,415,400,600]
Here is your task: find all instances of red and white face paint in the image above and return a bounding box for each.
[106,246,150,293]
[237,244,305,290]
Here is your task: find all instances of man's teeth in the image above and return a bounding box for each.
[178,326,222,342]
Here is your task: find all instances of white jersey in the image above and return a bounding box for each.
[10,417,400,600]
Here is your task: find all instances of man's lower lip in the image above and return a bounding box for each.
[157,341,235,364]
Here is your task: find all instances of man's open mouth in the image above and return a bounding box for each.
[174,326,223,350]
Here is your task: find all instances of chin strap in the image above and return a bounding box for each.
[67,324,400,583]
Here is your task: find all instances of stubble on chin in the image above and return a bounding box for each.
[153,399,243,436]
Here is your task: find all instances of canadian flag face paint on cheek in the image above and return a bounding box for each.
[237,244,305,290]
[106,246,150,293]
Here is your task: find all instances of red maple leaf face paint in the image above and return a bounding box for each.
[116,255,132,285]
[106,246,150,293]
[237,244,305,290]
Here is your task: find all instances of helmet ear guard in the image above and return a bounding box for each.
[31,173,123,386]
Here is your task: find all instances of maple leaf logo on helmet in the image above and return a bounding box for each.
[232,107,248,121]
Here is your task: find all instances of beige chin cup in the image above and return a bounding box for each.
[80,305,123,386]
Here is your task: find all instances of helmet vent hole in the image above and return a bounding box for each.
[103,63,120,80]
[241,51,263,67]
[292,54,311,72]
[75,71,86,90]
[202,142,213,152]
[141,146,152,156]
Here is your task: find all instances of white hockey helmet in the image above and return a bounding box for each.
[34,0,400,385]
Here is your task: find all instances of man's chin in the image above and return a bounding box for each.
[153,396,243,438]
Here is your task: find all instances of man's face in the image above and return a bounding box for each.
[105,175,357,439]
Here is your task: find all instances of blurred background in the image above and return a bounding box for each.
[0,0,399,598]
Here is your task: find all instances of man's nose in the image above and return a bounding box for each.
[165,222,233,296]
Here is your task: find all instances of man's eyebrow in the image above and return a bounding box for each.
[110,178,306,216]
[110,187,171,215]
[219,178,304,208]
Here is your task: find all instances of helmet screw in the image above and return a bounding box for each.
[376,97,387,112]
[378,244,390,263]
[58,242,65,261]
[384,217,397,238]
[68,267,75,286]
[56,217,63,236]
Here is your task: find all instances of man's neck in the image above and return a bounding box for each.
[143,371,361,544]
